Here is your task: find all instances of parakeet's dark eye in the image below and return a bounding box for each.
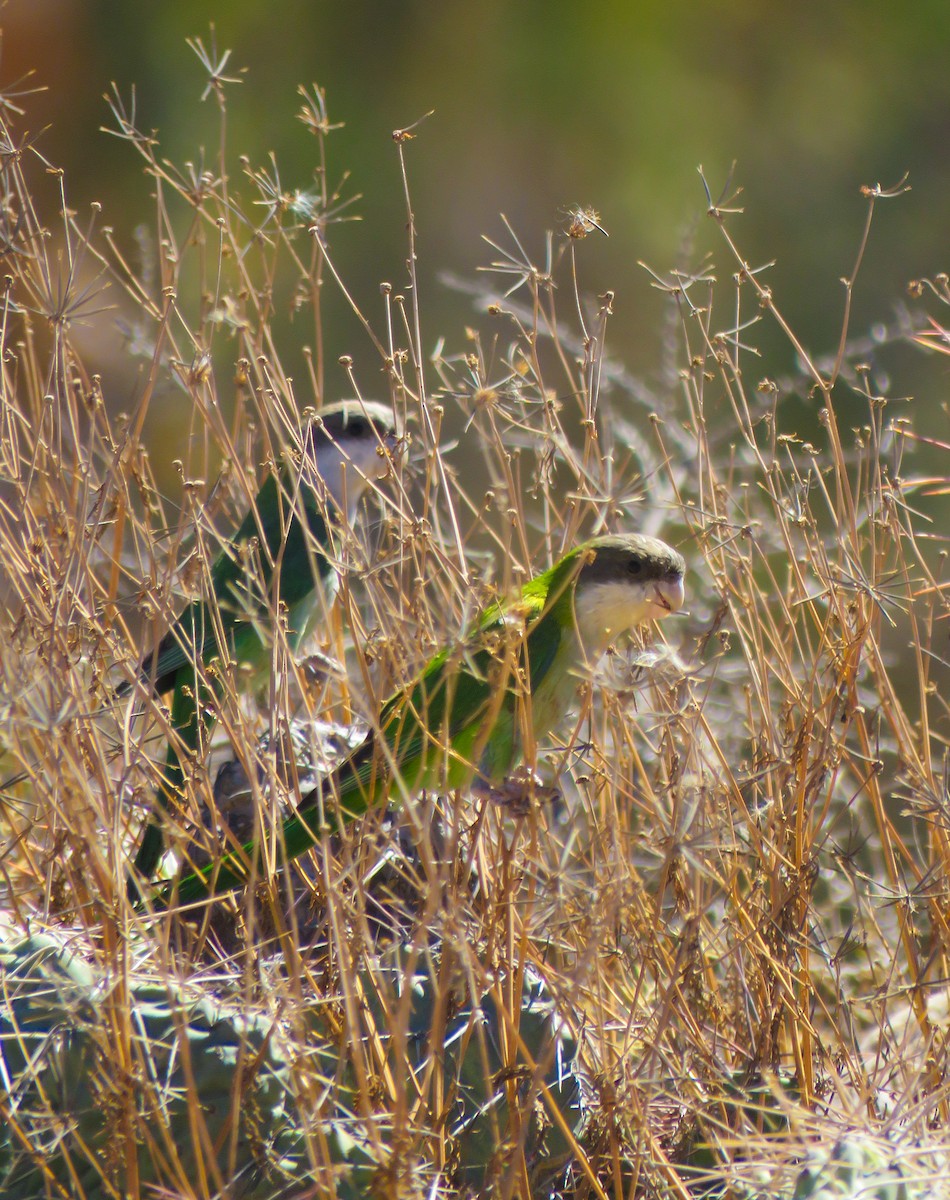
[348,418,368,438]
[627,556,644,575]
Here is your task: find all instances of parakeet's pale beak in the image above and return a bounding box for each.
[651,574,686,617]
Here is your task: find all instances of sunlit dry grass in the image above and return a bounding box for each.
[1,37,949,1200]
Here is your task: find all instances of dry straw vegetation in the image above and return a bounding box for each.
[1,35,950,1200]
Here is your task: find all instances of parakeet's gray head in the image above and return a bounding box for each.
[305,400,401,517]
[572,533,686,652]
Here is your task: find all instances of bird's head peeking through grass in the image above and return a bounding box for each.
[301,399,403,520]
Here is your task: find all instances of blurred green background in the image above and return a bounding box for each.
[6,0,949,424]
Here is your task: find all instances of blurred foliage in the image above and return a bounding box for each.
[8,0,950,409]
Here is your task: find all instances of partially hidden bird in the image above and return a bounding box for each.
[125,399,399,894]
[166,533,686,905]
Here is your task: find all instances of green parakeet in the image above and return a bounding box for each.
[167,533,686,906]
[125,400,399,893]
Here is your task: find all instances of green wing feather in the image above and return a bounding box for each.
[131,471,333,696]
